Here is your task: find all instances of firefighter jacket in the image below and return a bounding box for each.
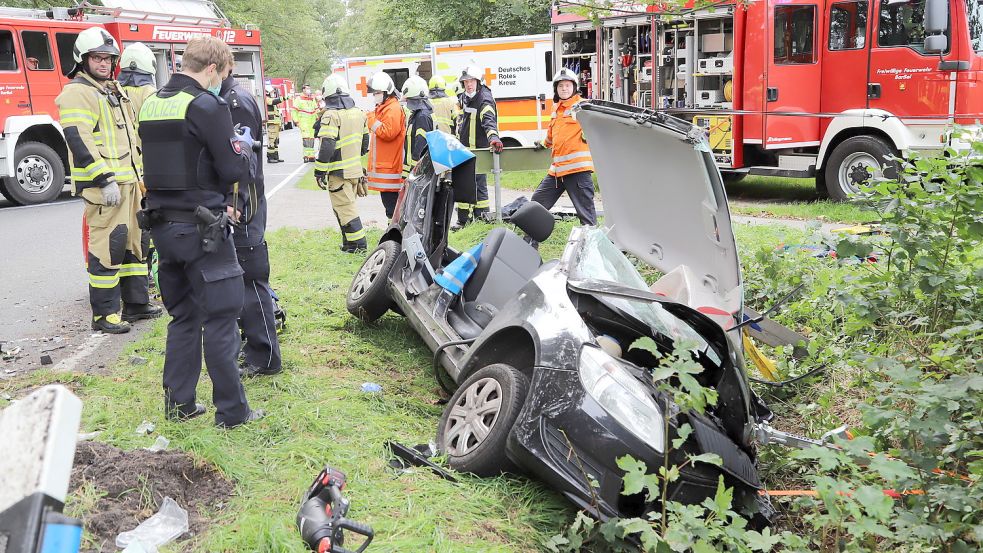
[545,94,593,177]
[456,85,499,149]
[291,94,319,128]
[366,96,406,192]
[266,94,283,123]
[404,100,434,178]
[429,89,458,134]
[316,96,369,180]
[139,73,250,213]
[56,71,141,194]
[118,70,156,118]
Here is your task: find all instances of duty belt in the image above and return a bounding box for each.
[155,209,203,223]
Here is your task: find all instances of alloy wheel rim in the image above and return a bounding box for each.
[443,377,504,456]
[349,248,387,301]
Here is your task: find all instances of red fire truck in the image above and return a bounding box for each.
[552,0,982,199]
[269,77,296,129]
[0,1,265,206]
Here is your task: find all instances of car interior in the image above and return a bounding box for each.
[446,201,555,339]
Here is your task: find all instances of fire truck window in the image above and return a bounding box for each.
[22,31,54,71]
[829,1,868,50]
[55,33,79,76]
[877,0,938,51]
[0,30,17,72]
[774,5,817,64]
[967,0,983,52]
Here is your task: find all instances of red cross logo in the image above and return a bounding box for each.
[356,76,369,97]
[482,67,496,86]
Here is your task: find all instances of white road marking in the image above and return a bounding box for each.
[266,163,308,200]
[52,333,109,372]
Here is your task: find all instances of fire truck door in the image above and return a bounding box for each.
[821,0,872,132]
[19,29,61,117]
[0,26,31,118]
[764,0,823,147]
[867,0,956,120]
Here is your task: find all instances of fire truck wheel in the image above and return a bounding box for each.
[823,136,898,201]
[3,142,65,206]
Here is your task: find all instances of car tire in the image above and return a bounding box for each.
[823,135,898,201]
[721,172,746,185]
[2,141,65,206]
[346,240,399,322]
[437,363,530,476]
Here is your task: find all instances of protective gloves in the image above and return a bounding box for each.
[101,178,121,206]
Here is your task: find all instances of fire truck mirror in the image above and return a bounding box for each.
[923,0,949,53]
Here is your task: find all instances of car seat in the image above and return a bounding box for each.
[447,202,555,339]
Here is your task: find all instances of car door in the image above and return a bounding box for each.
[0,26,32,117]
[764,0,823,148]
[821,0,871,134]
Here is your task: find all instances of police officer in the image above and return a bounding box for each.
[220,66,283,378]
[314,74,369,253]
[138,36,262,428]
[455,66,503,227]
[57,27,161,334]
[402,76,434,178]
[428,75,458,135]
[265,84,285,164]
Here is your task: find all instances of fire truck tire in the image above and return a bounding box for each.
[2,142,65,206]
[823,136,898,201]
[722,172,746,185]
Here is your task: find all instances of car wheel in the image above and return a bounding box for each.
[721,172,745,185]
[3,141,65,205]
[437,363,530,476]
[346,240,399,322]
[823,136,898,201]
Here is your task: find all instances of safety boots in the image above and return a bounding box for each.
[92,313,131,334]
[122,303,164,322]
[267,152,284,164]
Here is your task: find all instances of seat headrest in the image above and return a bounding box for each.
[510,201,554,243]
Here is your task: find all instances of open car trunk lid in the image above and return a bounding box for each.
[574,101,743,327]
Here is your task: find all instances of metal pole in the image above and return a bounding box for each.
[492,152,503,223]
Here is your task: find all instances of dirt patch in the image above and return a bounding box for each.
[69,441,234,552]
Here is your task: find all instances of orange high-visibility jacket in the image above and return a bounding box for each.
[545,95,593,177]
[366,97,407,192]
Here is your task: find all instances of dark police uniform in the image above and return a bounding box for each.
[220,76,282,375]
[138,73,254,427]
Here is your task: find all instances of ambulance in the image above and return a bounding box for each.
[430,34,554,146]
[341,53,432,111]
[0,0,266,205]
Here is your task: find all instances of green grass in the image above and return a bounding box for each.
[725,175,876,224]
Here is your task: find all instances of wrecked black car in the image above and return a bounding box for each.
[347,101,777,521]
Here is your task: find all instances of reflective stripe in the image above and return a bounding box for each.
[455,202,471,209]
[72,159,109,181]
[415,128,427,139]
[550,160,594,175]
[366,171,402,180]
[319,125,340,139]
[552,151,592,163]
[118,263,147,277]
[479,105,495,119]
[345,228,366,241]
[475,199,490,209]
[370,120,383,132]
[60,108,97,126]
[367,181,403,191]
[89,273,119,289]
[317,158,362,172]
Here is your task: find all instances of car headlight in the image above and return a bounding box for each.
[579,346,665,453]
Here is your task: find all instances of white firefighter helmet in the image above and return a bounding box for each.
[71,27,120,76]
[265,84,275,94]
[458,65,483,84]
[401,75,428,99]
[367,71,396,95]
[322,73,350,97]
[552,67,580,89]
[120,42,156,74]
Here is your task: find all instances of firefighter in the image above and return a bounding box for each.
[402,76,434,178]
[428,75,458,135]
[314,74,369,253]
[291,84,319,162]
[138,36,262,427]
[56,27,160,334]
[531,68,596,225]
[265,84,285,164]
[455,65,503,227]
[220,66,283,378]
[118,41,158,292]
[365,72,406,219]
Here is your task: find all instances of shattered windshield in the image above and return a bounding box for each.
[572,229,721,365]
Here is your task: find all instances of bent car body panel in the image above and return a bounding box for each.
[575,101,743,328]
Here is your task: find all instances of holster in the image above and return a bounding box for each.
[193,206,230,253]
